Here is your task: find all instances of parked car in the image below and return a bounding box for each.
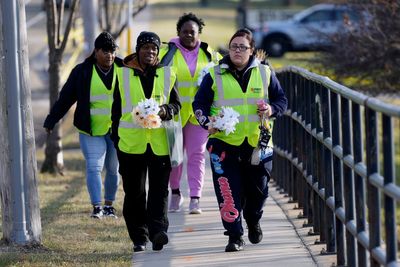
[252,4,362,57]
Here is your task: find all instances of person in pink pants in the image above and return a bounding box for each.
[159,13,221,214]
[169,123,209,213]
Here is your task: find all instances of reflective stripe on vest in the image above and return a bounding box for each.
[210,62,271,147]
[116,66,175,155]
[164,47,220,126]
[213,63,269,107]
[89,65,116,136]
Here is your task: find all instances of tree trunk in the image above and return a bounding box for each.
[0,0,41,245]
[40,51,65,175]
[0,1,13,242]
[41,0,80,174]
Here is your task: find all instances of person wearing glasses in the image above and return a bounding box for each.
[43,32,122,219]
[193,28,287,252]
[159,13,222,214]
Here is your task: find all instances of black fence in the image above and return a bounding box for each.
[273,66,399,267]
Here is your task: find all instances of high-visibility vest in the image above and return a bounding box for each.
[84,64,116,136]
[116,66,176,155]
[159,46,221,126]
[209,61,272,147]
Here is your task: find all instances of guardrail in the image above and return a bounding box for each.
[273,66,399,267]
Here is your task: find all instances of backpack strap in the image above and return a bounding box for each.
[160,43,178,66]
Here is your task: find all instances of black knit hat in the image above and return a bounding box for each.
[94,31,118,51]
[136,31,161,53]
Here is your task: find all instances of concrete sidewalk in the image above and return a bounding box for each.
[131,160,335,267]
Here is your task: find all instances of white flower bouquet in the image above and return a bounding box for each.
[208,106,240,135]
[132,98,162,129]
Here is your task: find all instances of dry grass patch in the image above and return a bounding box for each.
[0,150,131,267]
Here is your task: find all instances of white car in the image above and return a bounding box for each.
[252,4,362,57]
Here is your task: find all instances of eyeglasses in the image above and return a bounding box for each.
[101,50,116,56]
[229,44,251,52]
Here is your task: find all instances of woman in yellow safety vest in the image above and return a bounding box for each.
[111,31,181,253]
[193,28,287,252]
[44,32,122,219]
[159,12,222,214]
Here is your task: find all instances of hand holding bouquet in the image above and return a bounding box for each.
[132,98,162,129]
[207,107,240,135]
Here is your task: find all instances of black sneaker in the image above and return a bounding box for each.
[225,236,244,252]
[152,231,168,251]
[133,242,147,252]
[90,206,103,219]
[103,206,118,218]
[248,222,263,244]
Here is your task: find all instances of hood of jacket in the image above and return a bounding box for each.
[123,53,160,72]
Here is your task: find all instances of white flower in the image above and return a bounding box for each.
[132,98,162,129]
[209,106,240,135]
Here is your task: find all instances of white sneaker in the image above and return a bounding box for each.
[169,194,184,212]
[90,206,103,219]
[189,198,202,214]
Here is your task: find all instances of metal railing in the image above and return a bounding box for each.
[273,66,399,267]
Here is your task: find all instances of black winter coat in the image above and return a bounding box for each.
[43,53,124,135]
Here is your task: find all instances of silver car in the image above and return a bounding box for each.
[252,4,362,57]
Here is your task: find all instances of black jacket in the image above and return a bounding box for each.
[43,53,124,135]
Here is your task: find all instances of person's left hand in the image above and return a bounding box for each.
[207,116,219,134]
[257,103,272,118]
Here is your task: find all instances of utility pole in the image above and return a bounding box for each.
[237,0,250,29]
[0,0,41,244]
[80,0,98,55]
[127,0,133,54]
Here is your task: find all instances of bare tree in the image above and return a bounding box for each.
[314,1,400,94]
[41,0,80,174]
[98,0,147,39]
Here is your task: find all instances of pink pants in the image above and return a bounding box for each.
[169,122,209,197]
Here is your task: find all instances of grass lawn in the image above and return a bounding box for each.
[0,149,132,267]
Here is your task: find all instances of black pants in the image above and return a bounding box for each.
[207,138,270,238]
[117,145,171,244]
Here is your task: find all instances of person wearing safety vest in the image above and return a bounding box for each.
[43,32,122,219]
[159,13,222,214]
[111,31,181,253]
[193,28,287,252]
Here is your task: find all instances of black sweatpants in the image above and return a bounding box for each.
[117,144,171,244]
[207,138,270,238]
